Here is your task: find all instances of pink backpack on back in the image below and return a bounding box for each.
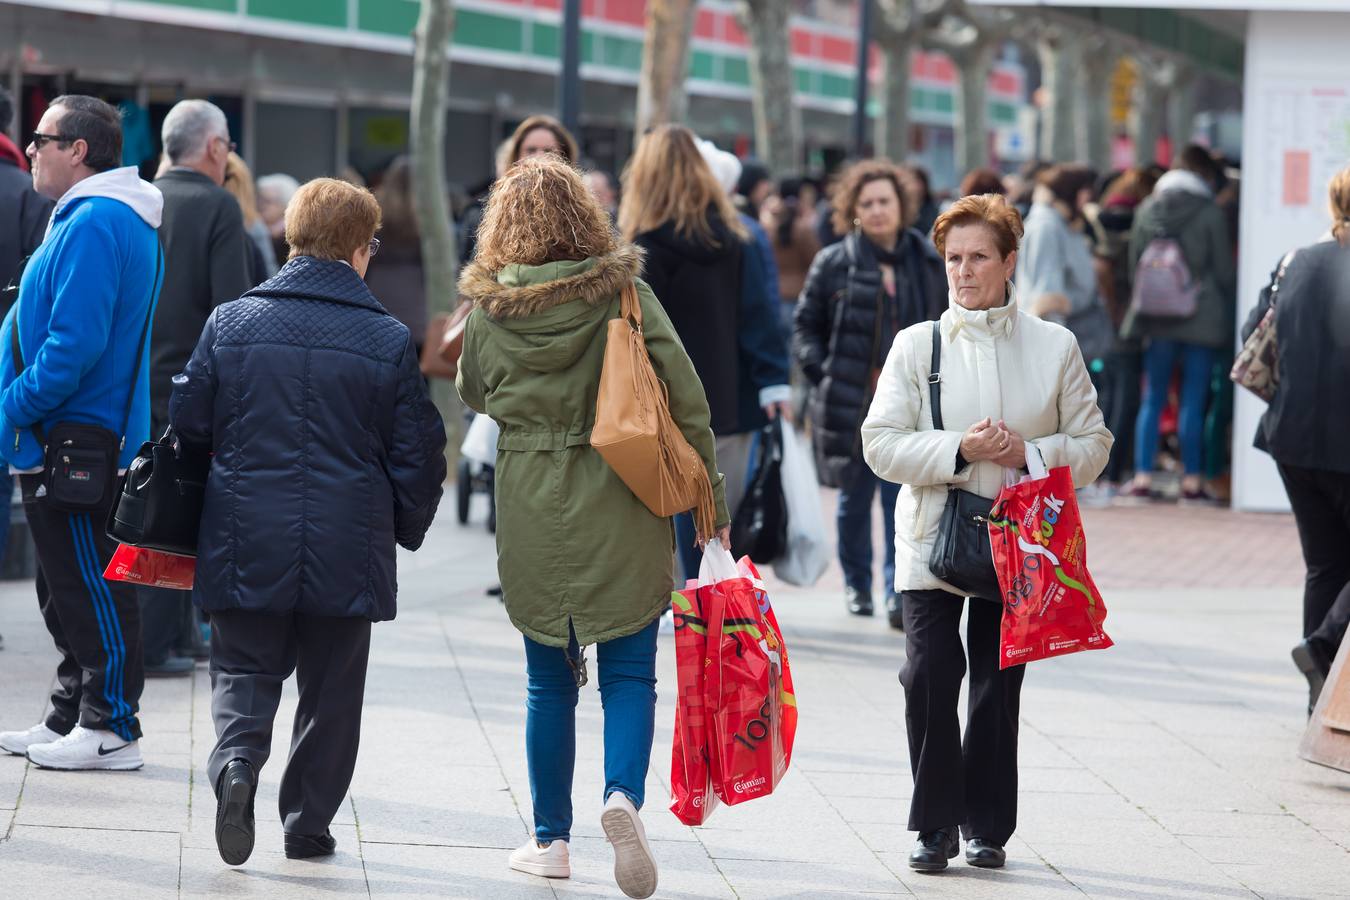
[1131,237,1198,318]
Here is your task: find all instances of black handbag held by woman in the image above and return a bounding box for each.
[926,322,1001,601]
[107,427,210,557]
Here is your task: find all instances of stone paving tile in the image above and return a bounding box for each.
[180,825,367,899]
[361,841,554,899]
[13,754,192,832]
[0,823,180,896]
[713,855,909,897]
[554,836,735,899]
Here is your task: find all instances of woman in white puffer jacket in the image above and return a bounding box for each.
[861,193,1111,874]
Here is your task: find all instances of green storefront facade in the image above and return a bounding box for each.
[0,0,1030,187]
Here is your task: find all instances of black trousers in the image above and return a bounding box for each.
[1100,347,1142,485]
[900,589,1025,845]
[20,474,144,741]
[208,609,371,835]
[1278,462,1350,656]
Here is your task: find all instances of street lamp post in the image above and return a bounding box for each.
[852,0,872,158]
[558,0,583,136]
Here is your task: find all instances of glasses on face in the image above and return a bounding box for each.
[214,135,238,154]
[30,132,73,151]
[367,237,381,257]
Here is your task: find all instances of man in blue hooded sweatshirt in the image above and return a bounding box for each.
[0,95,163,771]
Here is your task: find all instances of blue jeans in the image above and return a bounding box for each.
[837,462,900,595]
[523,618,659,843]
[1134,340,1214,476]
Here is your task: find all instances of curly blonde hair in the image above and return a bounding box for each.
[472,155,618,272]
[829,159,922,236]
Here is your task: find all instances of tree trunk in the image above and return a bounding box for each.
[1167,63,1197,149]
[411,0,460,429]
[635,0,698,142]
[1037,28,1080,163]
[736,0,800,176]
[1078,39,1116,171]
[952,42,994,176]
[1131,60,1167,166]
[875,34,913,161]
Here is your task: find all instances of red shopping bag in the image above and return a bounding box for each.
[103,544,196,590]
[670,582,719,825]
[701,547,797,808]
[988,448,1112,669]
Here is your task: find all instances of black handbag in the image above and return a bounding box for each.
[731,419,787,564]
[925,322,1001,601]
[107,427,210,556]
[9,249,159,513]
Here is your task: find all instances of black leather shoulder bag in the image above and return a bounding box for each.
[925,322,1001,601]
[10,249,160,513]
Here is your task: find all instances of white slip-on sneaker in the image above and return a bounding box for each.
[26,725,143,771]
[601,792,658,899]
[509,838,570,878]
[0,722,63,756]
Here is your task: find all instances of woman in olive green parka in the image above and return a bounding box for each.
[455,156,727,898]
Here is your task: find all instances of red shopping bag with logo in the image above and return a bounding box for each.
[103,543,196,590]
[670,578,719,825]
[700,546,797,808]
[988,446,1112,669]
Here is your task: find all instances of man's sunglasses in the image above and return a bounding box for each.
[30,132,74,150]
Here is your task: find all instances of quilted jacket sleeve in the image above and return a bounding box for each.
[637,279,731,530]
[388,338,448,551]
[861,326,972,488]
[1029,334,1112,488]
[168,309,218,449]
[793,247,834,385]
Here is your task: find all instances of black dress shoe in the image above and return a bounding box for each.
[908,826,960,872]
[965,837,1006,868]
[886,593,905,631]
[1292,640,1331,712]
[285,829,337,859]
[845,586,873,617]
[215,759,256,866]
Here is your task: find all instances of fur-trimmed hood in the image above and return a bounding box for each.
[458,244,644,320]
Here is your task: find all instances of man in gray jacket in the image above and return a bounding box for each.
[141,99,250,676]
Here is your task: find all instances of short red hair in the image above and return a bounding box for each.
[932,193,1024,259]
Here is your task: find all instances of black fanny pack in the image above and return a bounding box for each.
[10,249,161,513]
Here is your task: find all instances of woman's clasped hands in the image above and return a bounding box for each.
[959,417,1027,470]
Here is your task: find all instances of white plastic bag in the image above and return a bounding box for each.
[773,425,829,587]
[460,413,499,467]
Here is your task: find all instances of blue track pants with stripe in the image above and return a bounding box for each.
[21,474,144,742]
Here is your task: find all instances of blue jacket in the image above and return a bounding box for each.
[0,168,164,469]
[737,217,791,433]
[169,256,448,622]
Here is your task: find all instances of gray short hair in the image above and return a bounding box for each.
[161,99,228,164]
[256,173,301,205]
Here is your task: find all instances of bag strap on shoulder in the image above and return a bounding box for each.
[621,281,643,330]
[10,244,162,450]
[928,321,944,432]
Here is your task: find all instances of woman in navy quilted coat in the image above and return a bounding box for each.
[169,178,447,868]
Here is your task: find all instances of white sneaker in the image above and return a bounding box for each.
[0,722,63,756]
[509,837,570,878]
[601,792,658,899]
[25,725,143,771]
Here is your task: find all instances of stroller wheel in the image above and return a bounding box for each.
[456,459,472,524]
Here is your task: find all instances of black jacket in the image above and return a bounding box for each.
[151,169,251,426]
[794,230,945,485]
[0,159,53,295]
[635,214,746,436]
[169,257,448,621]
[1242,239,1350,474]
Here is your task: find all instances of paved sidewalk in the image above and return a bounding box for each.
[0,499,1348,898]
